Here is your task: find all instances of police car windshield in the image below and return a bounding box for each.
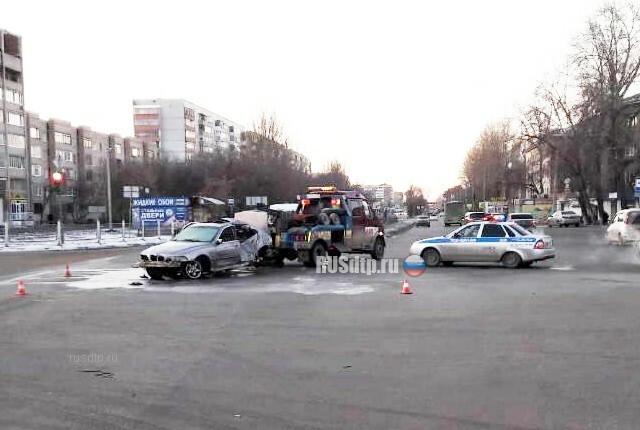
[173,225,220,242]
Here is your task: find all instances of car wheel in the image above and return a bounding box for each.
[371,237,385,260]
[304,242,327,267]
[421,248,442,267]
[146,268,164,280]
[501,252,522,269]
[183,256,209,279]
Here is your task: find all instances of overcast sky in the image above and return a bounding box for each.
[5,0,608,199]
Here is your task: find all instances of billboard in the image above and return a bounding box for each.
[131,197,191,228]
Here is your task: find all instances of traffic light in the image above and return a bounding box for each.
[50,171,65,193]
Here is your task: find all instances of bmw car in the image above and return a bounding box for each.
[136,220,271,280]
[409,221,555,268]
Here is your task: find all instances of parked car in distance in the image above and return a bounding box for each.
[416,214,431,227]
[606,208,640,245]
[507,212,536,230]
[547,210,582,227]
[463,212,485,224]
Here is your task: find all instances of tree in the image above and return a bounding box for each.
[313,161,351,190]
[405,185,426,217]
[520,3,640,222]
[462,122,514,203]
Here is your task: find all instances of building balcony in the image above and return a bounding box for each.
[2,53,22,73]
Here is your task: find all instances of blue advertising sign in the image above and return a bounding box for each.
[635,177,640,196]
[131,197,191,228]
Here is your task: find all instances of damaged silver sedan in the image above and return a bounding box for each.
[135,220,272,280]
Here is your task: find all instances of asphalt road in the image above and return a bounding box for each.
[1,221,640,429]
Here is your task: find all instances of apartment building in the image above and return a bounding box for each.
[132,99,245,161]
[26,113,48,221]
[0,29,27,224]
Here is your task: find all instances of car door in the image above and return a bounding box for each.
[445,223,481,261]
[477,223,508,262]
[348,198,366,250]
[214,227,241,269]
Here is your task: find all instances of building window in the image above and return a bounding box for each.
[629,116,638,127]
[85,155,93,166]
[134,118,159,126]
[32,164,42,177]
[115,144,122,155]
[185,130,196,139]
[133,107,160,115]
[625,145,636,157]
[9,156,25,169]
[7,112,24,126]
[7,134,25,148]
[34,187,43,197]
[83,138,92,149]
[31,145,42,159]
[4,88,23,105]
[30,127,40,139]
[54,132,72,145]
[0,110,3,124]
[131,148,141,157]
[56,149,74,163]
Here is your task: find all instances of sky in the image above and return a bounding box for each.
[4,0,609,200]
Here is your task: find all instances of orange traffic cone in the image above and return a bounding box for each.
[400,279,413,295]
[65,263,71,278]
[15,280,26,296]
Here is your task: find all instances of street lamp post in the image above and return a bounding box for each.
[506,161,513,214]
[105,147,113,231]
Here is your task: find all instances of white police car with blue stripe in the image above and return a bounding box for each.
[409,222,555,268]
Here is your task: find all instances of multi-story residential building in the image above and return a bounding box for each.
[375,184,394,206]
[108,134,126,166]
[0,29,27,224]
[124,137,145,163]
[77,126,109,220]
[25,113,48,222]
[132,99,245,161]
[47,119,79,221]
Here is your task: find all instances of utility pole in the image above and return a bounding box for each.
[106,147,113,231]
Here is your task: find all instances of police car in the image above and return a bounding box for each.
[409,221,555,268]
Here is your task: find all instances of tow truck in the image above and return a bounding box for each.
[272,186,386,267]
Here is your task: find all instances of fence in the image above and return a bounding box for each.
[1,219,177,248]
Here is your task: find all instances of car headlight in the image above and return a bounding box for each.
[166,256,188,262]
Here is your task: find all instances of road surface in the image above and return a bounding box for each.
[1,221,639,429]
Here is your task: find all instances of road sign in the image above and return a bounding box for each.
[227,198,235,205]
[123,185,140,198]
[635,177,640,195]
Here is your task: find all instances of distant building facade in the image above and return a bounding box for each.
[132,99,245,162]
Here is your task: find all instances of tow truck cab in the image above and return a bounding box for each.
[276,186,386,267]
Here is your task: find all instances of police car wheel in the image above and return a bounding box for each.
[421,248,441,267]
[501,252,522,269]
